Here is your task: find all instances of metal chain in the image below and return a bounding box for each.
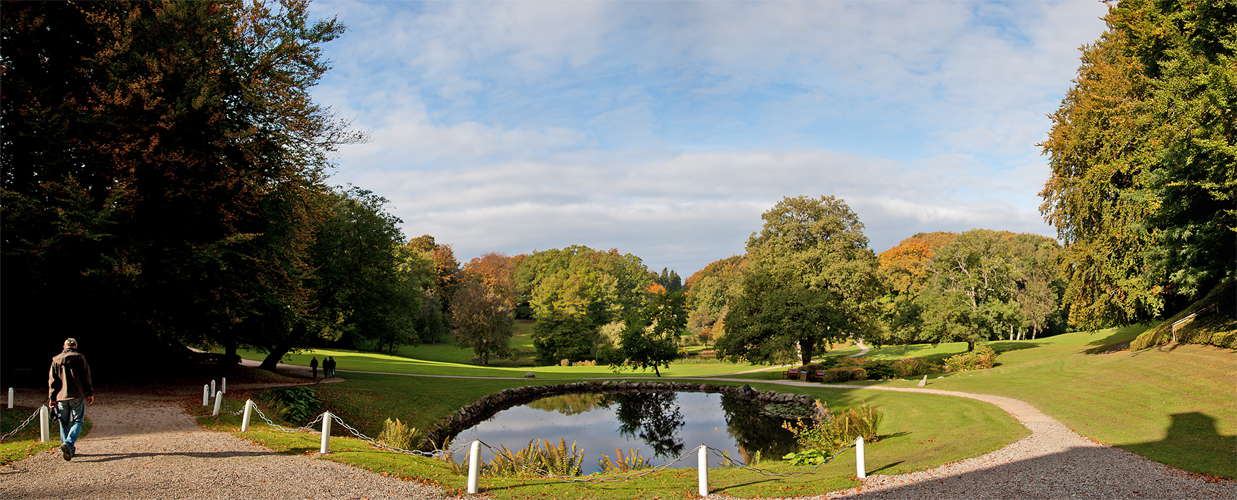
[327,413,450,459]
[0,407,44,442]
[475,440,700,483]
[708,442,857,478]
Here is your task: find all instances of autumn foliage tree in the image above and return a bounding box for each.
[449,253,517,364]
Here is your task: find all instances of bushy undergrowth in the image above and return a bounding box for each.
[376,418,419,450]
[941,346,997,372]
[598,447,653,473]
[819,366,867,382]
[1131,282,1236,350]
[781,400,882,466]
[255,386,319,425]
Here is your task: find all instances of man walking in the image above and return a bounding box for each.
[309,356,319,380]
[48,338,93,461]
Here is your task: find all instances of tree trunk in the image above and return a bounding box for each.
[799,338,815,366]
[967,339,975,352]
[259,344,292,371]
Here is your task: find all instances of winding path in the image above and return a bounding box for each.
[2,369,1230,499]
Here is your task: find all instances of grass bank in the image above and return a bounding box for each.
[197,374,1027,499]
[843,326,1236,478]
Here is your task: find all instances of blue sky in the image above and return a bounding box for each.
[308,0,1110,275]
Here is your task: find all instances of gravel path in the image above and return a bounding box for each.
[700,378,1234,499]
[1,389,451,500]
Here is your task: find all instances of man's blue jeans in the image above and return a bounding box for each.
[56,398,86,452]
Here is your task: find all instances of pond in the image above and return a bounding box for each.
[450,391,803,474]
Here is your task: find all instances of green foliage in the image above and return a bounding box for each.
[486,439,586,477]
[781,400,882,466]
[311,186,422,354]
[1131,281,1237,350]
[1040,0,1236,328]
[941,346,997,372]
[597,448,653,473]
[531,311,599,364]
[376,418,419,450]
[719,196,882,366]
[612,290,686,376]
[818,367,867,383]
[256,387,320,425]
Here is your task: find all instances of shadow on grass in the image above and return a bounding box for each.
[1120,412,1236,480]
[1081,325,1154,355]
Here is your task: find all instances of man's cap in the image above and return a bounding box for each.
[64,338,78,347]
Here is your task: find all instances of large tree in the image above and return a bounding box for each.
[309,186,421,356]
[1,1,358,375]
[612,289,686,377]
[1040,0,1236,329]
[717,196,881,365]
[449,253,517,364]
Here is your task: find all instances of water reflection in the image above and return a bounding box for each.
[611,392,686,459]
[453,391,799,473]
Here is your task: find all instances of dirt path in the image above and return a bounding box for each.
[1,388,450,500]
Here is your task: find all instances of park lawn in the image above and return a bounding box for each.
[864,326,1237,478]
[234,346,764,379]
[197,373,1027,499]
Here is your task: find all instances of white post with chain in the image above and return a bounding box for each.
[856,436,866,479]
[212,391,223,416]
[202,385,209,406]
[39,405,50,443]
[222,377,227,393]
[698,444,708,497]
[241,400,253,432]
[467,440,481,494]
[8,387,13,409]
[320,412,332,454]
[210,379,216,397]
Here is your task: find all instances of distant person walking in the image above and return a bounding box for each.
[324,357,336,378]
[48,338,93,461]
[309,356,319,379]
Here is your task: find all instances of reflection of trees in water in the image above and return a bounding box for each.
[719,394,799,463]
[526,393,613,416]
[611,392,686,459]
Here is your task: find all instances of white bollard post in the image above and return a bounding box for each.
[241,400,253,432]
[212,391,223,416]
[202,385,209,406]
[320,412,332,454]
[210,379,216,397]
[467,440,481,495]
[221,377,227,393]
[698,444,709,497]
[856,436,866,479]
[39,405,50,443]
[8,387,13,409]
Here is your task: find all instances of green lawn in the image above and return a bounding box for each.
[859,326,1236,478]
[199,374,1027,499]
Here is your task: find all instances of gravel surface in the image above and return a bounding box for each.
[1,389,451,500]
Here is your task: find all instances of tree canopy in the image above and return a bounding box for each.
[1,0,359,374]
[1040,0,1236,329]
[717,196,881,365]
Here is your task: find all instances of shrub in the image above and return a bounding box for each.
[488,438,585,477]
[255,386,319,425]
[376,418,418,450]
[560,358,570,367]
[598,448,652,473]
[781,400,882,466]
[863,361,896,380]
[891,357,937,377]
[819,366,866,382]
[942,346,996,372]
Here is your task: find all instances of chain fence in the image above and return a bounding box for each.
[0,407,44,442]
[211,389,862,489]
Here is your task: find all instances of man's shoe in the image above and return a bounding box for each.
[60,443,72,461]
